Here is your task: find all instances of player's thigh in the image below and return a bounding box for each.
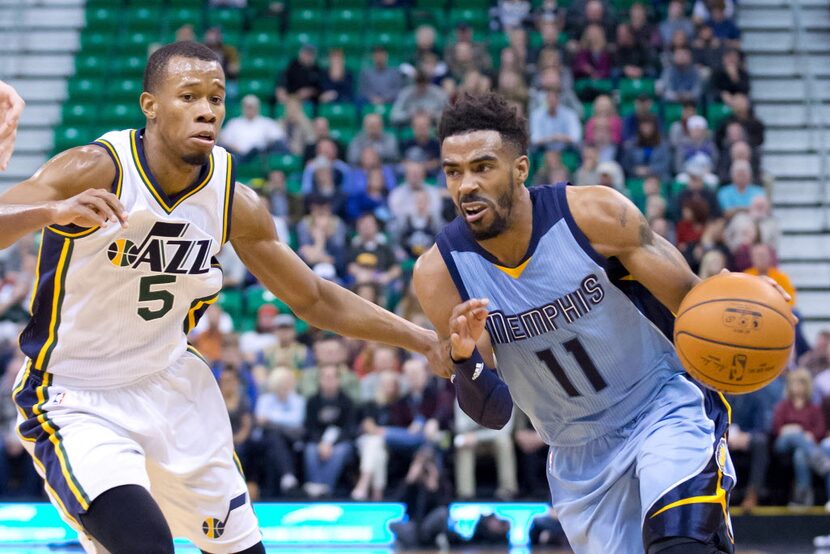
[14,369,150,529]
[146,353,260,553]
[637,384,734,552]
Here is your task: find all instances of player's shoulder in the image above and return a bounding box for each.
[413,245,453,296]
[37,143,117,196]
[565,183,629,227]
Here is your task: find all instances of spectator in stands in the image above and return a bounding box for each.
[574,144,601,185]
[302,116,339,162]
[773,368,830,507]
[346,167,392,224]
[745,242,796,305]
[398,189,442,260]
[674,114,718,174]
[596,160,626,193]
[303,364,356,498]
[529,65,582,119]
[566,0,615,45]
[497,69,530,116]
[203,27,240,80]
[690,23,726,82]
[622,94,658,142]
[319,48,354,104]
[668,101,699,150]
[281,98,315,157]
[716,93,765,150]
[454,402,518,500]
[404,25,443,72]
[175,24,196,42]
[628,3,659,48]
[220,95,287,162]
[693,0,735,22]
[614,23,656,80]
[297,194,348,276]
[660,0,695,46]
[727,378,784,510]
[358,46,403,106]
[718,139,761,186]
[659,46,702,104]
[301,336,360,401]
[389,159,443,223]
[530,88,582,152]
[622,114,672,182]
[353,370,407,500]
[529,21,561,69]
[533,150,567,186]
[305,159,348,216]
[674,163,722,219]
[749,194,780,250]
[348,113,399,165]
[724,211,763,271]
[277,44,323,104]
[348,212,402,289]
[446,42,480,82]
[348,146,397,197]
[697,248,728,278]
[498,46,527,79]
[706,0,741,47]
[591,116,620,162]
[220,367,254,478]
[400,112,441,176]
[717,159,765,216]
[585,95,622,146]
[390,71,449,126]
[572,24,613,88]
[443,23,492,75]
[513,411,548,498]
[254,368,305,496]
[261,314,309,373]
[495,0,532,30]
[301,138,351,195]
[711,49,750,106]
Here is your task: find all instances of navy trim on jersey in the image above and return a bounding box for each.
[435,228,471,302]
[134,128,213,208]
[553,183,608,268]
[223,153,237,244]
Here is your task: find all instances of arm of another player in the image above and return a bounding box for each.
[229,183,441,364]
[0,80,24,171]
[0,145,127,249]
[413,246,513,429]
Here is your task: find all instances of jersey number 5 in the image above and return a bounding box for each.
[138,275,176,321]
[535,338,607,397]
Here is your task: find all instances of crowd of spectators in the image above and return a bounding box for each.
[0,0,825,533]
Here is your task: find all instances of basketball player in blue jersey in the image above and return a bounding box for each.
[0,42,440,554]
[414,93,791,554]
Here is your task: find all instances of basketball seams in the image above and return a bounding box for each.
[674,330,794,351]
[676,297,793,324]
[676,347,779,391]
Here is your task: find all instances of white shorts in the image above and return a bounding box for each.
[12,348,261,553]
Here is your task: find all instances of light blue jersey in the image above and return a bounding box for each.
[436,183,685,447]
[437,183,734,553]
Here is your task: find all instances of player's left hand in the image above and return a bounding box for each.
[720,269,798,324]
[0,80,24,171]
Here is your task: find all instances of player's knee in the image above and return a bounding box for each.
[647,536,728,554]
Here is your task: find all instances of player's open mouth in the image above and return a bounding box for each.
[462,202,489,223]
[190,132,215,145]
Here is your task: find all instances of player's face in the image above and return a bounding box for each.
[442,130,527,241]
[143,56,226,165]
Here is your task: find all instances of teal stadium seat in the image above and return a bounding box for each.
[75,54,108,77]
[100,103,144,129]
[246,31,281,56]
[167,8,202,30]
[323,32,365,58]
[283,31,321,55]
[318,103,359,128]
[707,103,733,129]
[619,78,656,101]
[68,78,104,101]
[54,126,96,153]
[106,79,143,103]
[267,153,302,174]
[209,8,245,32]
[85,7,120,32]
[288,9,324,33]
[126,7,162,33]
[110,56,145,78]
[663,102,684,125]
[80,32,114,55]
[448,9,489,33]
[361,103,393,125]
[242,55,284,78]
[330,9,366,32]
[238,79,273,102]
[122,32,156,57]
[368,9,407,32]
[62,103,97,127]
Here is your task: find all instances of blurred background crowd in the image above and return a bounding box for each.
[0,0,826,542]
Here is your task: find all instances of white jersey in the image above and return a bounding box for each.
[19,128,235,388]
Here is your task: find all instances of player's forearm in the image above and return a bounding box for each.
[298,279,434,356]
[0,202,56,249]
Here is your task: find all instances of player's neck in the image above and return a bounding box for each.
[141,129,204,197]
[476,191,533,268]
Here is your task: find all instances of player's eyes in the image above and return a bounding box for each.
[181,94,194,101]
[210,96,224,105]
[445,170,460,178]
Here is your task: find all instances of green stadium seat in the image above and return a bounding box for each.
[218,289,244,322]
[454,0,491,8]
[236,159,267,182]
[169,0,203,7]
[80,32,114,54]
[209,8,245,31]
[323,32,365,57]
[368,9,407,32]
[126,7,162,33]
[267,153,302,174]
[663,102,684,125]
[562,150,581,173]
[612,0,643,12]
[86,0,125,7]
[100,103,144,128]
[318,103,358,127]
[361,103,393,125]
[106,79,143,102]
[335,0,368,7]
[62,103,97,126]
[574,78,614,97]
[221,31,243,48]
[85,7,120,31]
[330,9,366,32]
[448,9,489,33]
[625,178,646,211]
[488,32,510,64]
[581,102,593,120]
[283,31,321,55]
[619,78,656,101]
[54,126,95,152]
[122,32,156,56]
[288,9,324,33]
[417,0,446,8]
[75,54,108,77]
[238,78,273,101]
[329,126,358,145]
[249,16,282,32]
[68,78,104,101]
[707,103,733,129]
[111,55,146,77]
[272,102,314,119]
[243,287,290,320]
[365,31,404,57]
[167,8,202,29]
[246,31,281,56]
[241,55,283,78]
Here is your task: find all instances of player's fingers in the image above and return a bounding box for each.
[759,275,791,302]
[74,205,107,226]
[450,298,489,319]
[91,190,129,226]
[471,307,489,321]
[82,196,118,224]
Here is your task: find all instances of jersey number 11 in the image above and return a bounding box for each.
[535,337,607,397]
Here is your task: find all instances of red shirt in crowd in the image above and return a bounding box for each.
[772,399,826,439]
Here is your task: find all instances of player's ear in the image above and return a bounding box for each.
[514,155,530,187]
[139,91,157,121]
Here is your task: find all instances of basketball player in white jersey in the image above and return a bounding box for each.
[0,42,440,553]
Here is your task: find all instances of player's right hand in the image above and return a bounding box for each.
[0,80,24,171]
[51,189,128,229]
[448,298,489,362]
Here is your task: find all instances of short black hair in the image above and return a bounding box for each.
[143,41,222,93]
[438,92,528,155]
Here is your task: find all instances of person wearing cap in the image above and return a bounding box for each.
[358,46,403,105]
[262,314,310,373]
[277,44,324,104]
[219,95,288,161]
[674,114,718,174]
[347,113,399,165]
[390,72,448,126]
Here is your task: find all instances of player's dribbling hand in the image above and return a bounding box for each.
[448,298,489,362]
[0,80,24,171]
[52,189,129,229]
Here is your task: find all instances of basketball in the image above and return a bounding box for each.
[674,273,795,395]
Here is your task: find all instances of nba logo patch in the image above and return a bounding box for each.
[202,517,225,538]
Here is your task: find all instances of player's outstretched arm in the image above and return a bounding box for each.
[229,183,440,363]
[567,185,700,314]
[413,246,513,429]
[0,146,126,250]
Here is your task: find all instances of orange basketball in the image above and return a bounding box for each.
[673,272,795,395]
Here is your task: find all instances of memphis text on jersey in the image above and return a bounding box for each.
[107,221,212,275]
[485,274,606,345]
